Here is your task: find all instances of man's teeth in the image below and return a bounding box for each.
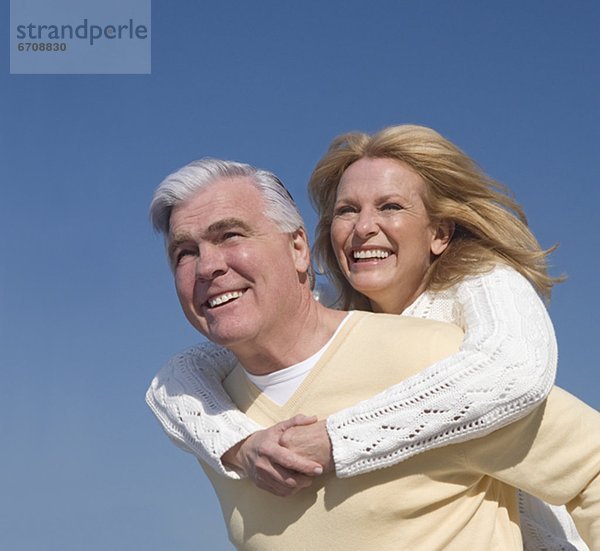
[353,249,390,260]
[208,291,243,308]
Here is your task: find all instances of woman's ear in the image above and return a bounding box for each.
[430,219,454,256]
[291,228,312,274]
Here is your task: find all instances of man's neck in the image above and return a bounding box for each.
[230,300,347,376]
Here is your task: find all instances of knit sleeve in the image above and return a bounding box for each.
[327,265,557,478]
[146,341,263,479]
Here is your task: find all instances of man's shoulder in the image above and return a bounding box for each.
[546,386,600,421]
[340,311,464,369]
[353,310,464,340]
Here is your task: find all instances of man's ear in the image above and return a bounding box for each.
[290,228,311,274]
[430,219,454,256]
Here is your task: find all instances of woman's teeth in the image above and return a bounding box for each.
[353,249,390,260]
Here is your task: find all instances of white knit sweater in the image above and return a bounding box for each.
[327,264,557,476]
[147,265,557,475]
[146,265,586,550]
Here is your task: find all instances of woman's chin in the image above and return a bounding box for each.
[347,274,392,299]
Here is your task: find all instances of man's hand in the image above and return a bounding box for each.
[222,415,324,497]
[279,419,334,474]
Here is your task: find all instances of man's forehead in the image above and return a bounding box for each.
[168,178,271,238]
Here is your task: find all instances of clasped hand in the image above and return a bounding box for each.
[222,414,333,497]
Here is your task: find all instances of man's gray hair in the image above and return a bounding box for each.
[150,158,305,236]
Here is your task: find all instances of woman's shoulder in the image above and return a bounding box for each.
[403,286,462,325]
[404,265,531,326]
[451,264,535,295]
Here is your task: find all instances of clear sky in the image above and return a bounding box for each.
[2,2,599,550]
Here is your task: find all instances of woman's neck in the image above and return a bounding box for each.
[369,285,426,315]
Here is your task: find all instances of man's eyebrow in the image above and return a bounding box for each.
[206,218,253,235]
[167,218,254,258]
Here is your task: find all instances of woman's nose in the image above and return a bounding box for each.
[354,210,379,238]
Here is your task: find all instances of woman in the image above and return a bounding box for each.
[147,125,584,549]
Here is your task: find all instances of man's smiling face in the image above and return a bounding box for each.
[168,176,307,351]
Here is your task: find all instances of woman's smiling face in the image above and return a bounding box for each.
[330,157,450,313]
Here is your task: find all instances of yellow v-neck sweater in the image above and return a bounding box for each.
[201,312,599,550]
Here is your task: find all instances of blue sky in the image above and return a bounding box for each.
[2,2,599,550]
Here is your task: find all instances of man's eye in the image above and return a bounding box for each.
[222,231,243,240]
[175,249,196,263]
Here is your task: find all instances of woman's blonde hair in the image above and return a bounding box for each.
[308,124,562,309]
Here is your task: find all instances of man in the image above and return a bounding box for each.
[148,158,599,550]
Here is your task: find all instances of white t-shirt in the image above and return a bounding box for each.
[245,314,352,405]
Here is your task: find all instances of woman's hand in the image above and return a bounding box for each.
[279,419,334,474]
[221,414,324,497]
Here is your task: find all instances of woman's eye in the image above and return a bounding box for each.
[333,205,357,216]
[381,202,403,211]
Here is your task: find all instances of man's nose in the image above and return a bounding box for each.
[354,209,379,239]
[195,245,227,281]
